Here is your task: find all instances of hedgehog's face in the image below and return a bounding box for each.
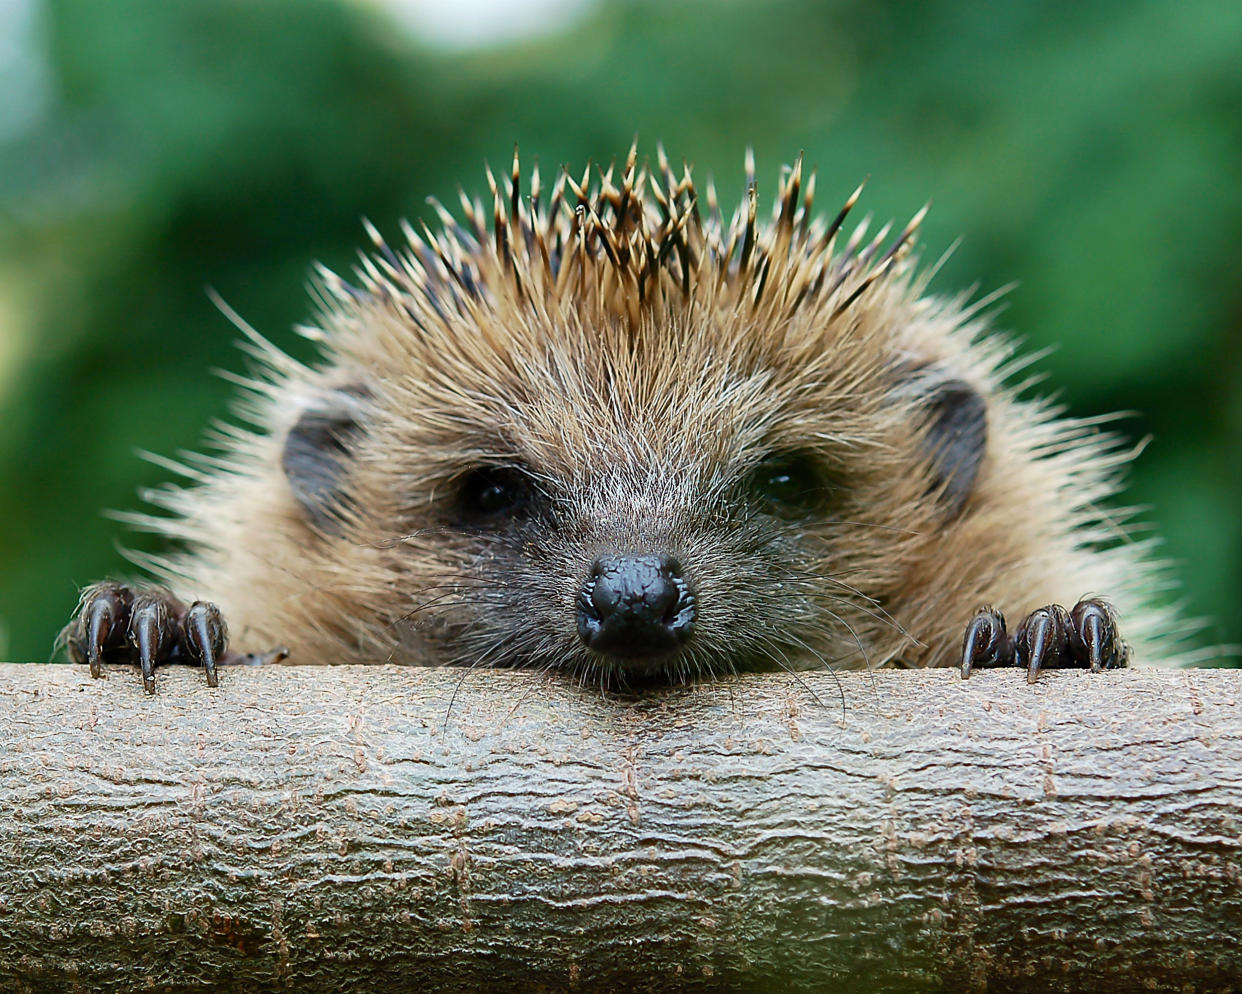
[427,444,885,682]
[281,324,988,684]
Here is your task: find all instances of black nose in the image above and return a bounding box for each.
[576,554,696,659]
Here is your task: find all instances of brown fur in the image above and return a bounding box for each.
[129,145,1181,679]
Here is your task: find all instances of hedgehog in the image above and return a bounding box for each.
[61,144,1183,694]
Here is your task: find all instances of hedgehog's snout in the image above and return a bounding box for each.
[576,554,696,662]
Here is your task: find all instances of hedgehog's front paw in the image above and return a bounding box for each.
[62,582,231,694]
[960,598,1129,683]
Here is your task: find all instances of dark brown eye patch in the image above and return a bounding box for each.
[745,451,841,517]
[454,465,538,522]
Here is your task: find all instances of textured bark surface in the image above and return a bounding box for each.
[0,663,1240,993]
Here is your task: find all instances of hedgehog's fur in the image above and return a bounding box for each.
[123,144,1179,680]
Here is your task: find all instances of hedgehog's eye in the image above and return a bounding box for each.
[454,466,535,522]
[747,452,838,518]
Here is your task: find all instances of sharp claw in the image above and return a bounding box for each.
[1081,610,1105,672]
[1017,605,1071,684]
[1071,599,1120,672]
[1024,612,1052,684]
[961,608,1004,679]
[83,592,122,679]
[184,602,228,688]
[202,650,219,687]
[130,598,171,695]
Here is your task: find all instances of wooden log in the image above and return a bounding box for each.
[0,662,1239,993]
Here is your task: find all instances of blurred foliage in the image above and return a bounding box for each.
[0,0,1237,661]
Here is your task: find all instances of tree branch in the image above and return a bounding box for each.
[1,663,1239,993]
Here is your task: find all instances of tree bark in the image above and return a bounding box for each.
[0,662,1239,993]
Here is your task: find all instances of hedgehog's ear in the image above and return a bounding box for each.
[282,384,371,535]
[896,367,988,519]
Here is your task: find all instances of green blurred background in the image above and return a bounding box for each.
[0,0,1237,662]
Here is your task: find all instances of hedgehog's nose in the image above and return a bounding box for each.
[576,554,696,659]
